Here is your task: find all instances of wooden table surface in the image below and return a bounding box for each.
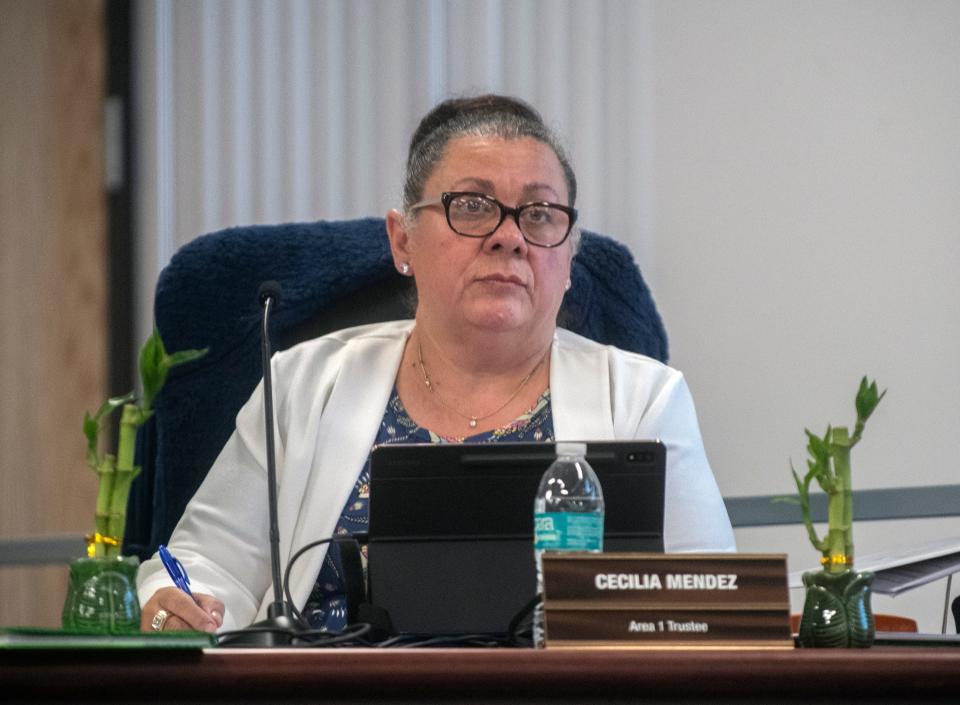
[4,645,960,703]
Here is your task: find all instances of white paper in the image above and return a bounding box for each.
[788,536,960,595]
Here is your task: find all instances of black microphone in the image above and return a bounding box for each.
[218,280,298,647]
[257,280,281,307]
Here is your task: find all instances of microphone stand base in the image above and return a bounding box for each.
[217,613,298,648]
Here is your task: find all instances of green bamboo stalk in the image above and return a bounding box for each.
[787,377,884,573]
[93,454,116,558]
[825,485,846,574]
[81,329,207,560]
[104,404,143,557]
[830,427,854,569]
[791,464,827,554]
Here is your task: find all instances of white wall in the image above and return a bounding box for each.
[133,0,960,631]
[654,0,960,497]
[652,1,960,630]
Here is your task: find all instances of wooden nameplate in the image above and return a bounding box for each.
[542,553,793,649]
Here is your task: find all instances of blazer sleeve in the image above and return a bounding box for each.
[136,380,276,631]
[631,370,736,553]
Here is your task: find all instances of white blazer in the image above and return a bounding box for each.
[137,320,735,631]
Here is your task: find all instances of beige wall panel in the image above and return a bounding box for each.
[0,0,106,627]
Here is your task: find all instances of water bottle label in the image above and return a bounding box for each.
[534,512,604,552]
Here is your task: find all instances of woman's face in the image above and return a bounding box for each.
[388,135,574,341]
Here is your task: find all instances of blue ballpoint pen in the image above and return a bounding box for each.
[158,544,198,602]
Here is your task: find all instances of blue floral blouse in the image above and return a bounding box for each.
[302,386,554,631]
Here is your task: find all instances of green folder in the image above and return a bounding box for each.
[0,627,215,650]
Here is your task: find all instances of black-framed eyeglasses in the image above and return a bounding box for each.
[409,191,578,248]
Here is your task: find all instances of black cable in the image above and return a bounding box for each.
[506,594,539,639]
[217,622,375,648]
[375,632,513,648]
[289,622,374,647]
[369,592,537,649]
[219,531,538,649]
[216,625,298,640]
[282,534,366,626]
[216,534,370,648]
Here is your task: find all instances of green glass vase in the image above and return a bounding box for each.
[798,568,875,648]
[62,555,141,633]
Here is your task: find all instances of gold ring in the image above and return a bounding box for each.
[151,608,170,632]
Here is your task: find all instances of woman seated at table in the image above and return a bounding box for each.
[137,94,736,634]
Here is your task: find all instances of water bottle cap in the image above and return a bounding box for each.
[555,441,587,458]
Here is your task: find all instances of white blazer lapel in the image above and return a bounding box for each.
[550,330,616,441]
[277,323,411,617]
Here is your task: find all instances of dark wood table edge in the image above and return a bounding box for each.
[3,646,960,699]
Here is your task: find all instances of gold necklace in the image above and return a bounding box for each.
[416,342,546,429]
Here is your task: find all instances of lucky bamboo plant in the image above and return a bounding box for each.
[82,329,206,558]
[790,377,885,574]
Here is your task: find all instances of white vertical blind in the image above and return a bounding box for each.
[134,0,657,346]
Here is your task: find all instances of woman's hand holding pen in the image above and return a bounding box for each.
[141,587,224,633]
[142,544,224,633]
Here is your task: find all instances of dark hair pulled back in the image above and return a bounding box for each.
[402,95,577,212]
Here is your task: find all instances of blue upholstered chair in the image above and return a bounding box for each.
[123,218,668,560]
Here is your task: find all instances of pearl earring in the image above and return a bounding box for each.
[564,278,572,291]
[400,263,411,275]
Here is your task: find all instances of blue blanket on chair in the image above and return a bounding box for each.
[125,217,667,559]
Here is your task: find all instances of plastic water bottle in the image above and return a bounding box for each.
[533,441,604,647]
